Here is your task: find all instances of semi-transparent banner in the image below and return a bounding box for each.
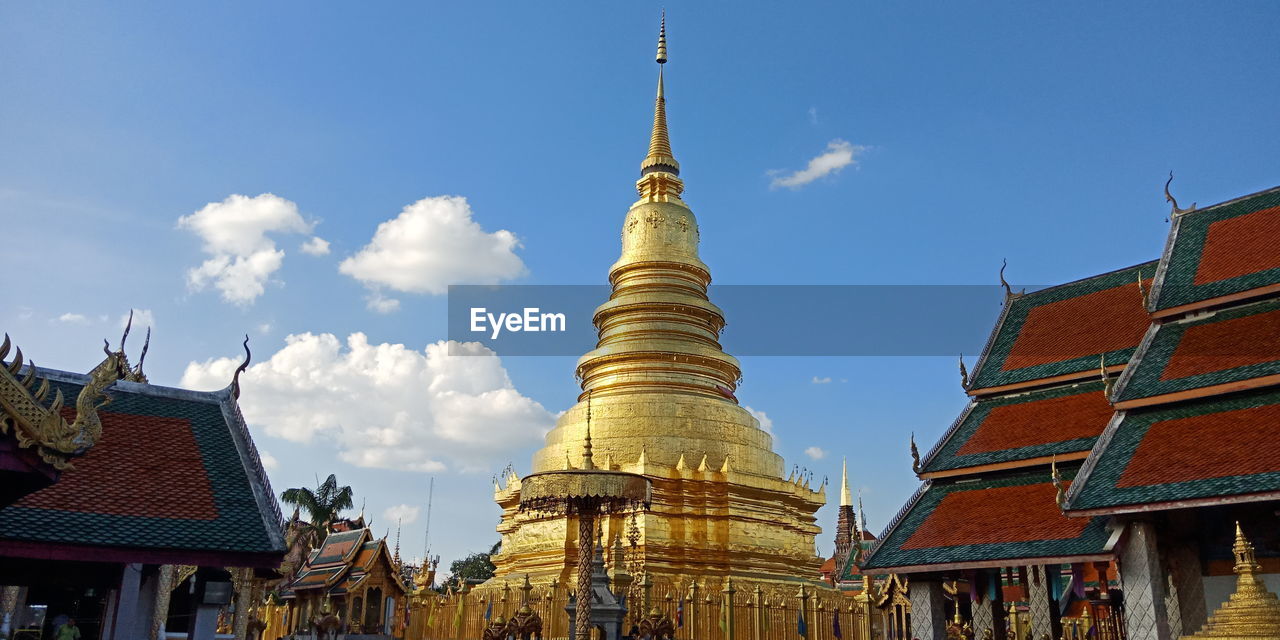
[447,285,1026,356]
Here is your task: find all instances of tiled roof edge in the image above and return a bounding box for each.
[862,479,931,569]
[919,400,977,473]
[1147,213,1183,312]
[965,295,1014,390]
[1109,319,1160,402]
[1062,408,1127,511]
[1175,184,1280,219]
[219,392,287,553]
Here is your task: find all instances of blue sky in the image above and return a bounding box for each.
[3,2,1278,568]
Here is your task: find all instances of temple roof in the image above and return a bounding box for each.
[0,368,285,567]
[289,528,407,595]
[862,467,1112,573]
[967,261,1157,393]
[1149,186,1280,314]
[310,528,368,567]
[1113,297,1280,407]
[1065,386,1280,516]
[921,380,1113,476]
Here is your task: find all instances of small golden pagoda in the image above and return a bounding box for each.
[492,15,825,586]
[1182,523,1280,639]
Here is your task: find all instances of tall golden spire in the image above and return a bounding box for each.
[638,11,683,200]
[841,457,853,507]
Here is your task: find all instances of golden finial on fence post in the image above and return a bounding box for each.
[723,578,737,640]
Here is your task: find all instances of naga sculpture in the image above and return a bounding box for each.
[0,333,114,469]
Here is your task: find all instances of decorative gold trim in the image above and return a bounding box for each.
[0,333,113,470]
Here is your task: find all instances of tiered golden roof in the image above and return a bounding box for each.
[1182,524,1280,639]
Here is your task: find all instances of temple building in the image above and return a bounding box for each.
[270,520,410,637]
[0,326,285,640]
[490,17,826,591]
[861,185,1280,640]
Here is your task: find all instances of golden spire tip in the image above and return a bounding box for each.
[639,10,681,185]
[656,10,667,64]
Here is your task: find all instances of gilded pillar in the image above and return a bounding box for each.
[1118,521,1173,640]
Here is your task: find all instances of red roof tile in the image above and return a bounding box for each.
[1161,307,1280,380]
[15,410,218,520]
[1002,280,1151,372]
[957,389,1114,456]
[1117,403,1280,488]
[1194,205,1280,285]
[902,482,1089,550]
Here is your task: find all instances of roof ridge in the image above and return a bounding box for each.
[32,364,234,404]
[1173,183,1280,218]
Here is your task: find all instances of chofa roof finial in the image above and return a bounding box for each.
[1165,171,1196,218]
[232,334,251,399]
[999,259,1024,300]
[119,309,134,353]
[910,432,922,475]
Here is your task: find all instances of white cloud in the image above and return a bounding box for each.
[301,236,331,256]
[260,451,279,471]
[811,376,832,384]
[56,313,89,325]
[177,193,314,305]
[180,332,554,472]
[770,139,866,189]
[257,323,272,335]
[366,292,401,314]
[339,196,526,299]
[807,106,819,125]
[122,309,155,330]
[384,503,421,525]
[804,446,826,460]
[744,405,773,435]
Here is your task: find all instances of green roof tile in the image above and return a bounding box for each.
[1116,298,1280,402]
[922,381,1111,474]
[969,262,1157,391]
[862,468,1110,571]
[1150,186,1280,311]
[1067,386,1280,513]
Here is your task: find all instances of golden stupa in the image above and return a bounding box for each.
[492,16,825,586]
[1182,523,1280,639]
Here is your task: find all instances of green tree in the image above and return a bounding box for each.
[280,473,355,544]
[444,541,501,589]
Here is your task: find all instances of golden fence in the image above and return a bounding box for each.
[404,579,877,640]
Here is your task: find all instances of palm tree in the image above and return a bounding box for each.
[281,474,355,544]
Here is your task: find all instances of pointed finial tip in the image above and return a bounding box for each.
[656,11,668,64]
